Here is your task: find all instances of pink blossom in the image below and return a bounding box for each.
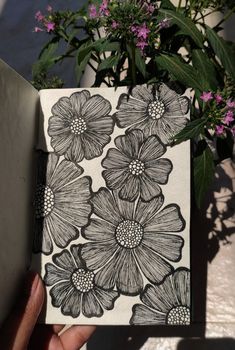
[47,5,53,12]
[144,3,155,14]
[159,18,171,29]
[88,4,98,18]
[35,11,44,22]
[200,91,213,102]
[99,0,110,16]
[215,94,223,104]
[111,20,118,29]
[131,25,137,33]
[227,99,235,108]
[136,39,148,52]
[136,23,150,40]
[45,22,55,32]
[33,26,44,33]
[223,110,234,125]
[215,125,225,136]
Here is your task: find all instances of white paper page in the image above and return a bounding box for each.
[33,85,191,325]
[0,59,39,324]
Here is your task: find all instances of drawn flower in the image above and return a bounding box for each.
[34,153,92,255]
[130,268,190,325]
[44,245,119,318]
[81,189,185,296]
[115,84,189,144]
[102,129,172,201]
[48,90,114,163]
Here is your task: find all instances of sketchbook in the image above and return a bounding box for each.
[0,59,191,326]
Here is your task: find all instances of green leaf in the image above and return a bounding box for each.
[159,9,204,48]
[68,28,80,45]
[191,49,218,90]
[160,0,176,10]
[39,38,59,61]
[94,39,121,52]
[98,54,120,71]
[206,26,235,82]
[75,40,93,84]
[174,118,207,144]
[194,143,215,208]
[135,48,147,78]
[155,54,204,91]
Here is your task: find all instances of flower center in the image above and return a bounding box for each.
[70,117,87,135]
[129,159,145,176]
[71,269,94,293]
[147,100,165,119]
[115,220,144,249]
[35,185,55,218]
[167,306,190,325]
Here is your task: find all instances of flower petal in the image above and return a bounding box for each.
[139,135,166,161]
[172,268,190,307]
[50,133,74,155]
[45,212,79,249]
[143,233,184,262]
[82,290,103,317]
[33,218,52,255]
[44,263,71,286]
[145,204,185,233]
[80,241,118,270]
[70,90,90,115]
[131,85,154,103]
[135,196,164,226]
[116,249,143,296]
[134,243,173,284]
[112,191,136,221]
[119,175,140,201]
[91,188,122,226]
[53,249,77,272]
[94,287,119,310]
[130,304,165,325]
[81,131,111,160]
[102,148,130,169]
[49,159,83,191]
[139,173,162,201]
[102,168,129,190]
[50,280,74,307]
[141,280,178,313]
[65,136,85,163]
[94,249,120,290]
[151,116,187,145]
[61,289,81,318]
[82,218,116,242]
[82,95,111,121]
[144,159,173,184]
[70,244,86,269]
[51,97,73,121]
[45,153,59,184]
[87,115,114,135]
[48,116,71,137]
[115,93,147,128]
[114,130,144,159]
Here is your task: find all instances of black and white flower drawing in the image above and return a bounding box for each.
[81,189,185,296]
[44,245,119,318]
[34,153,92,255]
[102,129,172,201]
[130,268,190,325]
[115,84,189,144]
[48,90,114,163]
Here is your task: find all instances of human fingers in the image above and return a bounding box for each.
[60,325,96,350]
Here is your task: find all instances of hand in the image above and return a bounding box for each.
[0,272,96,350]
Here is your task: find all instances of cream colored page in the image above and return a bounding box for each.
[33,86,190,325]
[0,59,39,324]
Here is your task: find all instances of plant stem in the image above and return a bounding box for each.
[177,0,182,11]
[130,44,137,86]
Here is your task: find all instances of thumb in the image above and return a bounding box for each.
[0,272,45,350]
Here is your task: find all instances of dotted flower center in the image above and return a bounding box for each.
[71,269,95,293]
[129,159,145,176]
[35,185,55,218]
[115,220,144,249]
[70,117,87,135]
[167,306,190,325]
[147,100,165,119]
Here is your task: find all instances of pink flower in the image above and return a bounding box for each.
[136,23,150,40]
[215,125,225,136]
[111,20,118,29]
[200,91,213,102]
[99,0,110,16]
[144,3,155,14]
[223,110,234,125]
[227,99,235,108]
[47,5,53,12]
[33,26,44,33]
[159,18,171,29]
[136,39,148,52]
[45,22,55,32]
[131,25,137,33]
[215,94,223,104]
[88,4,98,18]
[35,11,44,22]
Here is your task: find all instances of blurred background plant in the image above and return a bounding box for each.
[32,0,235,207]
